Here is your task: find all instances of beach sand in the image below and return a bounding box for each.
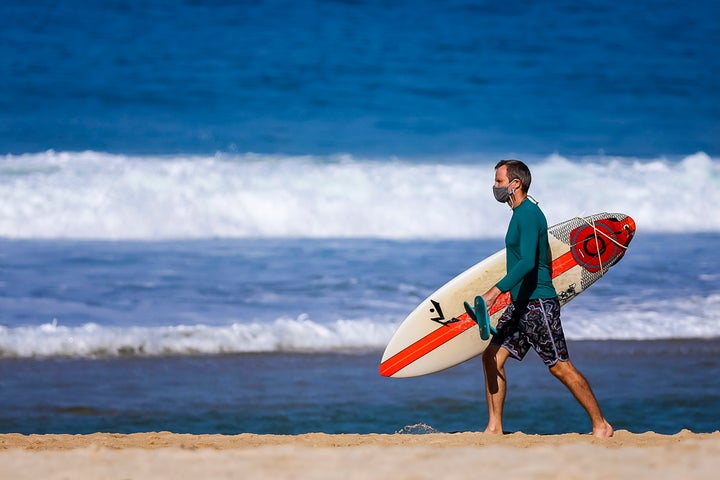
[1,430,719,479]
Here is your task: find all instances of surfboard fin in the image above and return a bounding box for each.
[464,296,497,341]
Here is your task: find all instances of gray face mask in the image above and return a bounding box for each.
[493,180,516,203]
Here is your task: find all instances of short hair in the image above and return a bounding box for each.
[495,159,531,193]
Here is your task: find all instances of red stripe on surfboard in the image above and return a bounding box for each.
[379,250,577,377]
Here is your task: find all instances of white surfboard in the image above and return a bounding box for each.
[379,212,636,378]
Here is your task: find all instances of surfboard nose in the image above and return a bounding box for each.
[620,215,636,247]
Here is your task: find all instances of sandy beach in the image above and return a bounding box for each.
[1,430,718,479]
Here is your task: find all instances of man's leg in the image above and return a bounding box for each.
[482,344,511,434]
[549,360,614,438]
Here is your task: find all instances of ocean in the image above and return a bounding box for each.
[1,0,719,436]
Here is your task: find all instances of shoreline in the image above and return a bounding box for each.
[1,431,719,479]
[1,429,719,450]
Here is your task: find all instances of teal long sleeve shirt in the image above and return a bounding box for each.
[495,199,556,302]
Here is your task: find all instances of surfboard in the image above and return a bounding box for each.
[379,212,636,378]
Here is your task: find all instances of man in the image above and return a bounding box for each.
[479,159,614,438]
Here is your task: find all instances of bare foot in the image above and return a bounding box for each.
[483,426,504,435]
[592,419,614,438]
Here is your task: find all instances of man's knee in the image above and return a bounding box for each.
[482,345,499,364]
[549,359,575,380]
[483,345,508,371]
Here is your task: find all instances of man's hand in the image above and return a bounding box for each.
[482,286,502,310]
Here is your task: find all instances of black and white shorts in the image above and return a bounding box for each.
[490,297,569,367]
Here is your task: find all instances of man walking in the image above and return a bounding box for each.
[479,159,613,438]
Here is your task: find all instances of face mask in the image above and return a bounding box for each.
[493,180,516,203]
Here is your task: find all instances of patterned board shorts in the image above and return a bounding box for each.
[490,297,569,366]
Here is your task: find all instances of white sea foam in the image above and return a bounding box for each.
[0,316,399,358]
[1,150,718,240]
[563,293,720,341]
[1,296,718,358]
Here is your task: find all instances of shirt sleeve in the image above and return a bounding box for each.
[495,215,540,293]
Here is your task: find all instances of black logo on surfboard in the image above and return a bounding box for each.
[559,284,577,302]
[429,299,459,326]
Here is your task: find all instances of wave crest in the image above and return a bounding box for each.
[2,294,719,359]
[1,150,718,240]
[0,316,398,358]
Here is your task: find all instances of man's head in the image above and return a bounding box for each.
[494,159,531,194]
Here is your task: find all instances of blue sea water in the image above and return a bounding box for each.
[1,0,719,435]
[2,0,719,157]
